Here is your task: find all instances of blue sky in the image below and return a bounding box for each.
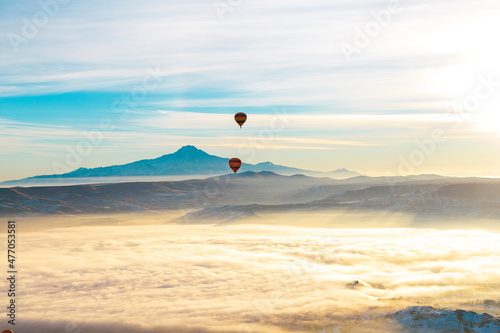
[1,0,500,181]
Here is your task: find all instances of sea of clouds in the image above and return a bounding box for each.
[4,214,500,332]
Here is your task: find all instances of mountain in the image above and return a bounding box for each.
[181,180,500,222]
[2,169,500,218]
[31,145,229,178]
[390,306,500,332]
[0,145,361,186]
[0,171,343,216]
[180,205,260,225]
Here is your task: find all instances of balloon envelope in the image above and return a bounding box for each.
[228,158,242,173]
[2,330,14,333]
[234,112,247,128]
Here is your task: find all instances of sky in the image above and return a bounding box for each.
[1,0,500,181]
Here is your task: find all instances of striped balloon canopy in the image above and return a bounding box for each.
[234,112,247,128]
[228,158,242,173]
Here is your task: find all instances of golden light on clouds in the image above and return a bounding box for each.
[11,213,500,332]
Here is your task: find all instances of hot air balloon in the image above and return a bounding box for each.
[234,112,247,128]
[2,330,14,333]
[228,158,242,173]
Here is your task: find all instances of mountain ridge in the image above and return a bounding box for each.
[2,145,361,185]
[2,170,499,218]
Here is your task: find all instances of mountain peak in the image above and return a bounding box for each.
[176,145,201,154]
[170,145,212,158]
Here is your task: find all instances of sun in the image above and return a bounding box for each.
[475,106,500,134]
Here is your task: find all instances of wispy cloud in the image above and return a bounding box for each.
[1,0,499,109]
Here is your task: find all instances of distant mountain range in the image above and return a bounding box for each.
[180,175,500,223]
[0,171,343,216]
[0,145,361,186]
[2,170,499,219]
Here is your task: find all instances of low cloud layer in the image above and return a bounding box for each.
[5,214,500,332]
